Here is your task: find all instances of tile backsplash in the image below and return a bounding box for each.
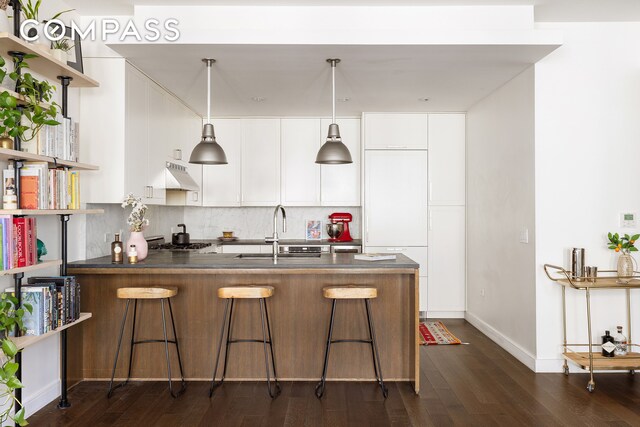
[86,204,361,258]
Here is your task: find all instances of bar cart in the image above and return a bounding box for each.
[544,264,640,392]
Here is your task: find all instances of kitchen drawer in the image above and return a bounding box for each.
[365,246,427,275]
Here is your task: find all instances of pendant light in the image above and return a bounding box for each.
[189,58,228,165]
[316,58,353,165]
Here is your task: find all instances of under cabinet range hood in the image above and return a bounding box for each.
[165,162,199,191]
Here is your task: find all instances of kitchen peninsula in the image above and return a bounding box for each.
[68,253,420,393]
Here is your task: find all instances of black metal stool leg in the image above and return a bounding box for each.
[167,298,186,396]
[259,298,281,399]
[125,299,138,384]
[167,299,186,390]
[263,297,280,393]
[209,298,232,397]
[108,299,130,398]
[364,300,379,381]
[316,299,337,399]
[161,298,183,398]
[365,298,388,398]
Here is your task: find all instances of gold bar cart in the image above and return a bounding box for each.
[544,264,640,392]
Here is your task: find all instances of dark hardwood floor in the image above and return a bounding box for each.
[28,319,640,426]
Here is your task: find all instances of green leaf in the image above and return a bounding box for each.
[609,245,617,249]
[4,362,18,378]
[2,339,18,358]
[14,407,27,426]
[630,247,638,252]
[7,376,23,389]
[632,234,640,241]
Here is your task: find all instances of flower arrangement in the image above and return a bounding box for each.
[607,232,639,254]
[122,193,149,232]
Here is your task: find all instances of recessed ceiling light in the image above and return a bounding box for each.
[251,96,266,102]
[418,97,430,102]
[337,97,350,102]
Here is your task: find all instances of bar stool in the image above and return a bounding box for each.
[315,286,388,399]
[210,286,281,399]
[108,287,186,398]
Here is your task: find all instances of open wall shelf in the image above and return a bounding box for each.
[0,260,62,276]
[0,147,99,170]
[0,209,104,216]
[11,313,92,350]
[0,33,99,88]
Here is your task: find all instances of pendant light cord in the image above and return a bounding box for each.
[331,60,336,124]
[207,61,211,125]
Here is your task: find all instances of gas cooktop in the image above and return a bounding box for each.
[150,242,215,251]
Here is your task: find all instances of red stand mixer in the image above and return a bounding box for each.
[327,212,353,242]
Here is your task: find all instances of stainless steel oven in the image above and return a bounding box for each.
[279,245,331,254]
[330,245,362,254]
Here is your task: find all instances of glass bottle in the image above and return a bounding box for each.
[111,233,123,264]
[602,330,615,357]
[614,326,628,356]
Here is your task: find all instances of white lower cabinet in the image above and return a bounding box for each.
[427,206,465,316]
[366,246,428,310]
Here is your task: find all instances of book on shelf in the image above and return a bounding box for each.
[28,276,80,326]
[353,253,397,261]
[2,164,81,210]
[21,114,80,163]
[0,216,38,270]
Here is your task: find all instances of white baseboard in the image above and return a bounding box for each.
[24,379,60,418]
[423,310,465,319]
[465,311,536,371]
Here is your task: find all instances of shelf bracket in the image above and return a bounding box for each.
[57,77,72,119]
[58,213,71,409]
[8,1,21,38]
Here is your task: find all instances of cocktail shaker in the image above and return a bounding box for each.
[571,248,585,282]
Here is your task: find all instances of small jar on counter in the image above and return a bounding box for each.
[128,244,138,264]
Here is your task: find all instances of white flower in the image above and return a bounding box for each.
[122,193,149,232]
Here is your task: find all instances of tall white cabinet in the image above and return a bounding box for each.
[363,112,466,317]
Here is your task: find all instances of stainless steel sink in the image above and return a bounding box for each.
[235,253,321,259]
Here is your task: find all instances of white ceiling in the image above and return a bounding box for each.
[66,0,640,22]
[113,43,556,117]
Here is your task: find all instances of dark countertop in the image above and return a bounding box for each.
[68,252,417,270]
[214,239,362,246]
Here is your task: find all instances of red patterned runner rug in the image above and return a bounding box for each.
[420,321,463,345]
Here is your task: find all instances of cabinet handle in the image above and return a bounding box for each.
[386,248,406,252]
[193,192,199,202]
[429,210,432,231]
[174,149,182,160]
[365,214,369,244]
[149,186,154,198]
[429,181,432,202]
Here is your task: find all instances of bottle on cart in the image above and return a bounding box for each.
[614,326,628,356]
[602,330,616,357]
[111,233,123,264]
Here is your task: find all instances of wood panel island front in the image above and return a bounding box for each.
[68,252,420,393]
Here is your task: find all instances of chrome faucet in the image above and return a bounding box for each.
[265,205,287,259]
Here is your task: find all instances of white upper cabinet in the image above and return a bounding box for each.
[364,150,428,246]
[364,113,428,150]
[428,114,466,205]
[123,63,149,204]
[145,83,169,205]
[202,119,243,207]
[320,118,361,206]
[81,59,202,205]
[242,119,281,206]
[281,118,321,206]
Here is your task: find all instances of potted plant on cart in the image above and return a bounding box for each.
[607,232,640,278]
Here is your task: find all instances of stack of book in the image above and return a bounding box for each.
[21,114,80,162]
[6,276,81,336]
[2,163,81,210]
[0,216,37,270]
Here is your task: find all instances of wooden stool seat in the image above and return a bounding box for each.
[323,286,377,300]
[117,287,177,300]
[218,286,274,299]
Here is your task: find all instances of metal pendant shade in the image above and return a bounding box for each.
[189,59,228,165]
[316,59,352,165]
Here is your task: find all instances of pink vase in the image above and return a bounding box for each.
[126,231,148,261]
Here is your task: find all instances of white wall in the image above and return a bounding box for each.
[466,67,537,368]
[534,23,640,372]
